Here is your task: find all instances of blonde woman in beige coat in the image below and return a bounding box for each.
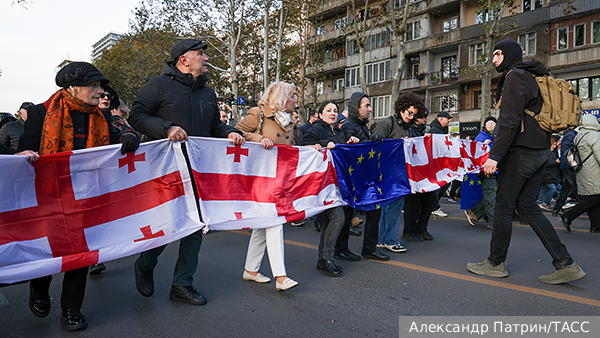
[235,81,300,291]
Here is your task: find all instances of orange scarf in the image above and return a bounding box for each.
[39,89,110,155]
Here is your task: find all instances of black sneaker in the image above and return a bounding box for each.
[89,263,106,275]
[560,214,571,232]
[169,285,207,305]
[420,231,433,241]
[401,233,424,242]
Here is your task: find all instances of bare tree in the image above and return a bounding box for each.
[275,6,289,82]
[348,0,382,94]
[386,0,417,103]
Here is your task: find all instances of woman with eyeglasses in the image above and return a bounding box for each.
[301,100,359,277]
[18,62,139,331]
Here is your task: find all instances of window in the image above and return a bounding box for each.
[442,17,458,32]
[523,0,543,12]
[412,64,419,79]
[365,31,390,51]
[316,25,325,36]
[335,17,346,30]
[469,42,487,66]
[435,94,458,112]
[333,78,344,92]
[332,47,345,60]
[346,40,359,55]
[316,82,323,95]
[574,23,585,47]
[407,20,421,41]
[441,56,458,83]
[345,66,360,88]
[476,10,497,24]
[366,60,392,85]
[518,32,537,56]
[557,27,568,50]
[593,21,600,44]
[372,95,392,118]
[569,76,600,100]
[474,91,482,109]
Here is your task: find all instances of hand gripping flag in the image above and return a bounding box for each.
[0,140,201,284]
[330,139,411,211]
[404,135,490,193]
[186,137,345,231]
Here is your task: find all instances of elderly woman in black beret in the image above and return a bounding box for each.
[19,62,139,331]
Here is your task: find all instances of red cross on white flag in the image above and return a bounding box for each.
[404,135,489,193]
[0,140,202,284]
[186,137,345,231]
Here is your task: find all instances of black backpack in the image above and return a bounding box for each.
[564,134,592,172]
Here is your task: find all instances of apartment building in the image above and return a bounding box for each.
[307,0,600,137]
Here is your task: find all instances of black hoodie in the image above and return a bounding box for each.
[489,59,550,162]
[129,62,240,140]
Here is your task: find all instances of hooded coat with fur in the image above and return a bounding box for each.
[574,114,600,196]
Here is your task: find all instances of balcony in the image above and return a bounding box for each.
[405,29,461,52]
[549,0,600,20]
[308,28,346,46]
[400,78,423,90]
[428,71,459,86]
[547,46,600,70]
[309,0,350,21]
[317,90,345,102]
[307,58,346,75]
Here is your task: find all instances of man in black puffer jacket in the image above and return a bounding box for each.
[129,39,244,306]
[333,92,390,262]
[467,39,585,285]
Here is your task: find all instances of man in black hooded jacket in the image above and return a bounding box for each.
[334,92,390,262]
[129,39,244,305]
[467,39,585,284]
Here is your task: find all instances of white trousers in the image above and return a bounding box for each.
[244,225,287,277]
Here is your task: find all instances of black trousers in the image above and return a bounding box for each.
[403,192,437,235]
[30,266,88,310]
[554,168,577,211]
[489,147,573,269]
[564,194,600,230]
[335,206,381,254]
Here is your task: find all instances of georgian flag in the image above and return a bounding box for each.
[404,135,490,193]
[0,140,201,284]
[186,137,345,231]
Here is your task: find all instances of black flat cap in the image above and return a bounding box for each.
[55,62,109,88]
[437,111,452,119]
[170,39,207,63]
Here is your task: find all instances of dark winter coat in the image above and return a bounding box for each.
[409,123,426,137]
[18,102,121,152]
[559,129,576,170]
[373,115,412,140]
[0,120,24,150]
[541,149,560,185]
[489,59,550,162]
[128,62,240,140]
[300,119,349,146]
[428,118,448,134]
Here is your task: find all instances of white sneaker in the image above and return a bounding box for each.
[276,278,298,291]
[431,208,448,218]
[563,202,576,210]
[385,244,407,253]
[243,271,271,283]
[376,243,385,248]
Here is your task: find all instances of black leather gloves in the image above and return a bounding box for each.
[120,132,140,155]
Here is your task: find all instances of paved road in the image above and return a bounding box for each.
[2,201,599,337]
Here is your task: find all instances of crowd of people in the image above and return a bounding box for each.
[0,38,596,331]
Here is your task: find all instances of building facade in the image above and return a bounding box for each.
[91,32,123,62]
[307,0,600,137]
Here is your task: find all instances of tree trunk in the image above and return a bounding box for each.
[263,0,271,91]
[275,7,288,82]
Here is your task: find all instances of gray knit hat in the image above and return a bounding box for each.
[347,92,368,121]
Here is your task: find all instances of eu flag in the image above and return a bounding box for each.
[330,139,411,211]
[460,173,483,210]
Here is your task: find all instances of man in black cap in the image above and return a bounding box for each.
[429,111,453,218]
[129,39,244,305]
[467,39,585,284]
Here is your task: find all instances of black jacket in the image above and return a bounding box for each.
[409,123,426,137]
[300,119,349,146]
[541,149,560,185]
[18,102,120,152]
[128,62,240,140]
[0,143,17,154]
[429,118,448,134]
[299,122,313,135]
[0,120,24,150]
[490,59,549,162]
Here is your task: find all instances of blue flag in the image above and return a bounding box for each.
[460,173,483,210]
[330,139,411,211]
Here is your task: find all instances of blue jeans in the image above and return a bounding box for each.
[471,177,497,227]
[378,197,404,245]
[489,147,573,269]
[138,230,203,287]
[538,183,559,205]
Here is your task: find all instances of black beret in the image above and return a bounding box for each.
[170,39,207,63]
[55,62,109,88]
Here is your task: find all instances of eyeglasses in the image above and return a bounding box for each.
[100,93,114,101]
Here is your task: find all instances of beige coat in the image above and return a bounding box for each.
[574,114,600,196]
[236,106,300,146]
